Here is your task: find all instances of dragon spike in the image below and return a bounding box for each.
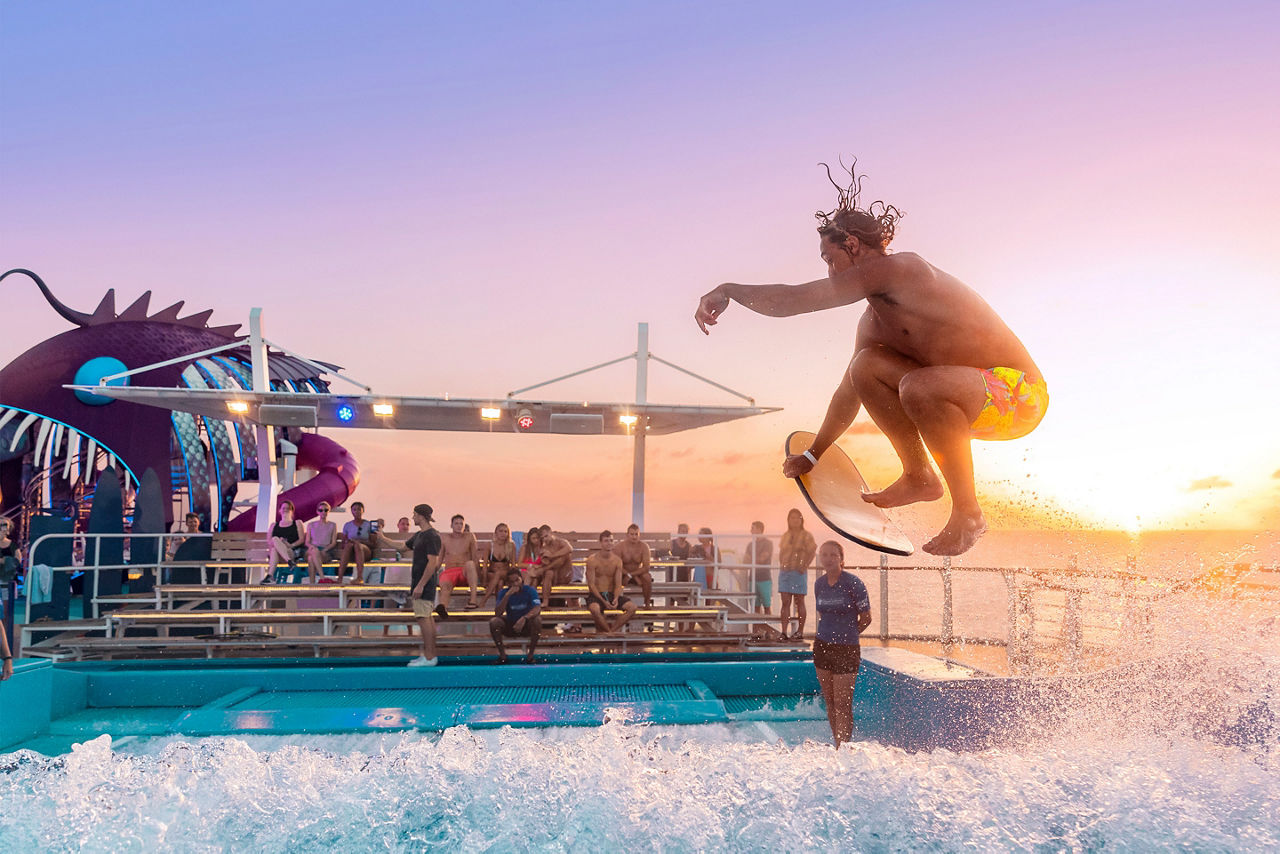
[178,308,214,328]
[206,323,243,337]
[148,300,186,323]
[118,291,153,321]
[89,290,118,324]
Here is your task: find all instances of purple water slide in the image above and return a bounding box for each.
[225,432,360,531]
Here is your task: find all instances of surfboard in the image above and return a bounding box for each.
[785,431,914,556]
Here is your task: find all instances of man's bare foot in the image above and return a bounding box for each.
[922,512,988,556]
[862,471,944,508]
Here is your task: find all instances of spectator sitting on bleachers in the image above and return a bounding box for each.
[490,567,543,664]
[305,502,338,583]
[265,500,306,583]
[167,512,201,559]
[440,514,480,609]
[534,525,574,606]
[615,523,654,608]
[396,516,411,534]
[585,530,637,634]
[744,520,773,615]
[518,527,542,576]
[481,522,518,607]
[337,501,375,585]
[689,527,721,590]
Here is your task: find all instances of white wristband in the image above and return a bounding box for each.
[803,450,818,465]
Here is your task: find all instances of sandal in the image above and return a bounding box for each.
[465,601,479,610]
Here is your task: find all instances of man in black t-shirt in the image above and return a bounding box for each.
[405,503,442,667]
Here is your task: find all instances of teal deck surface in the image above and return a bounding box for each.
[1,648,1045,755]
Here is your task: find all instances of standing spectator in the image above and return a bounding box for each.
[305,502,338,583]
[689,527,720,590]
[615,523,654,608]
[439,514,480,611]
[669,523,692,581]
[480,522,518,606]
[396,516,411,534]
[670,523,692,559]
[778,508,817,640]
[405,504,442,667]
[337,501,374,584]
[744,520,773,615]
[1,518,17,670]
[490,568,543,664]
[265,500,306,583]
[813,540,872,747]
[0,603,13,681]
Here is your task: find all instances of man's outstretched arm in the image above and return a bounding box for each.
[694,269,876,334]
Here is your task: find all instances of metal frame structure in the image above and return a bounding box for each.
[69,316,780,528]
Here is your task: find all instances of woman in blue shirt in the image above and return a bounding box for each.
[813,540,872,747]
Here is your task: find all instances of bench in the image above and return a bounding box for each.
[104,605,727,639]
[44,629,746,661]
[92,581,707,613]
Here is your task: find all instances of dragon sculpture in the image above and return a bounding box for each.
[0,268,359,533]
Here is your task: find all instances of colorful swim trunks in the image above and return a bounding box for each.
[969,367,1048,441]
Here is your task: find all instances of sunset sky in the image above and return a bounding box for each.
[3,1,1278,554]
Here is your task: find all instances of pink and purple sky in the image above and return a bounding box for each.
[3,1,1279,552]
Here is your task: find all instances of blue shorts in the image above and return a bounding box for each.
[778,569,807,596]
[754,580,772,609]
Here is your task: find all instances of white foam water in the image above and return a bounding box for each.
[2,592,1276,851]
[1,711,1276,852]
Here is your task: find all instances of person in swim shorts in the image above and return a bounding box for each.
[696,160,1047,555]
[438,513,479,613]
[584,531,636,634]
[778,509,815,640]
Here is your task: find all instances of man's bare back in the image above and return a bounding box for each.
[695,183,1047,556]
[850,253,1038,376]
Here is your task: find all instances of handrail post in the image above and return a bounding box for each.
[940,556,954,652]
[879,553,889,641]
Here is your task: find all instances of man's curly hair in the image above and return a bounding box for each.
[815,158,903,253]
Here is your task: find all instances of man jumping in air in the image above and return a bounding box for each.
[694,162,1047,555]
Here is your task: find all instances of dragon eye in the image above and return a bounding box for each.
[73,356,130,406]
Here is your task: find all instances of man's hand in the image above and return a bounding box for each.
[513,616,526,632]
[782,452,816,479]
[694,286,731,334]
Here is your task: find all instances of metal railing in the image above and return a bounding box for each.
[26,531,211,621]
[18,529,1279,670]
